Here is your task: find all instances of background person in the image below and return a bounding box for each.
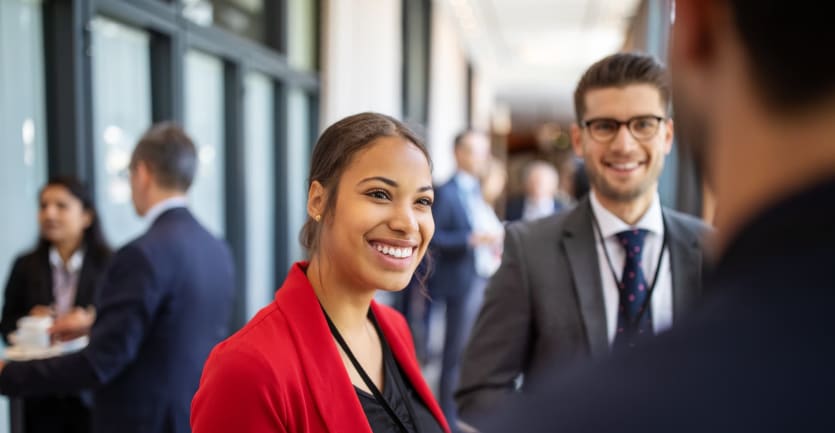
[0,123,236,433]
[1,176,111,433]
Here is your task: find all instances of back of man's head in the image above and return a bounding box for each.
[728,0,835,110]
[130,122,198,192]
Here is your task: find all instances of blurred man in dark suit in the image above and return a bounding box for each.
[427,130,503,430]
[479,0,835,431]
[504,160,565,222]
[0,123,235,433]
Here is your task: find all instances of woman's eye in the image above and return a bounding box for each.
[417,197,433,206]
[367,190,390,200]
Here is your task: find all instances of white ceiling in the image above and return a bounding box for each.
[443,0,641,125]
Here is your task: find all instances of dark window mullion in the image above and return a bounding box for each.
[223,60,248,331]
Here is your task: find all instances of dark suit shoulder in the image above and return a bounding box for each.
[662,207,714,241]
[504,205,576,245]
[434,178,459,198]
[11,248,46,270]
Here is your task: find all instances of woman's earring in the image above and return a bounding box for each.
[314,214,321,222]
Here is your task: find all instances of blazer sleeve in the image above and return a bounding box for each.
[1,256,30,343]
[455,224,534,421]
[191,346,288,433]
[83,244,166,384]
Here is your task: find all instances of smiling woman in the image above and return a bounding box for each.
[191,113,449,433]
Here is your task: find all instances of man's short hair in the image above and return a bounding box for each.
[454,130,485,150]
[523,160,558,184]
[573,52,670,122]
[130,122,198,192]
[729,0,835,109]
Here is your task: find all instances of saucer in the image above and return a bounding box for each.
[3,336,89,361]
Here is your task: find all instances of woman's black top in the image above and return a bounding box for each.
[355,320,445,433]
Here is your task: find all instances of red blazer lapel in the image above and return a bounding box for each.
[372,302,451,433]
[276,263,373,433]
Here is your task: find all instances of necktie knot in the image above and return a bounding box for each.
[616,229,648,260]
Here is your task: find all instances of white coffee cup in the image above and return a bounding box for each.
[16,316,53,349]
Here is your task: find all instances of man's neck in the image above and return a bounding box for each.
[147,189,186,208]
[592,189,655,226]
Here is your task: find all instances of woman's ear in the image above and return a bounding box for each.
[82,210,94,230]
[307,180,326,220]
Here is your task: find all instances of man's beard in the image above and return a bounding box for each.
[585,157,662,204]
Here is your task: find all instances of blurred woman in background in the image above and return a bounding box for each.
[1,176,111,433]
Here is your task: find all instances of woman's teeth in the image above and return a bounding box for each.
[375,244,413,258]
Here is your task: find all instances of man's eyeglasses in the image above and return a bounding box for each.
[582,115,665,142]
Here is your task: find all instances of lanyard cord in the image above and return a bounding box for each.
[590,212,669,329]
[322,306,416,433]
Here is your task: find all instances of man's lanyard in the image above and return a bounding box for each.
[590,212,668,329]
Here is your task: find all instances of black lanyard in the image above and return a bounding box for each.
[322,307,419,433]
[591,212,668,330]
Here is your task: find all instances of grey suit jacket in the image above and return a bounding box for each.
[455,197,712,420]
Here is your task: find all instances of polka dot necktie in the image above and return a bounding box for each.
[613,229,653,350]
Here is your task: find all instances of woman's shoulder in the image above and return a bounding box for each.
[212,302,291,356]
[200,301,309,397]
[9,248,44,272]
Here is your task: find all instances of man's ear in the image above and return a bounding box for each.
[570,123,585,158]
[663,118,675,155]
[670,0,721,76]
[307,180,326,221]
[133,161,151,188]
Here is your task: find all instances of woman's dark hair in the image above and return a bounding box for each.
[37,176,111,262]
[299,112,433,286]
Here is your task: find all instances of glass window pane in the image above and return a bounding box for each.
[285,88,311,267]
[243,72,275,318]
[183,0,267,46]
[185,50,226,237]
[91,17,152,247]
[0,0,48,422]
[288,0,316,70]
[0,0,48,314]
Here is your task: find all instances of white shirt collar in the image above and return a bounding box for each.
[589,190,664,239]
[144,196,189,224]
[49,246,85,273]
[454,171,480,192]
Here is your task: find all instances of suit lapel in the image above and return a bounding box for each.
[665,214,703,319]
[449,180,472,230]
[277,264,374,433]
[37,248,55,305]
[562,199,609,358]
[76,257,97,307]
